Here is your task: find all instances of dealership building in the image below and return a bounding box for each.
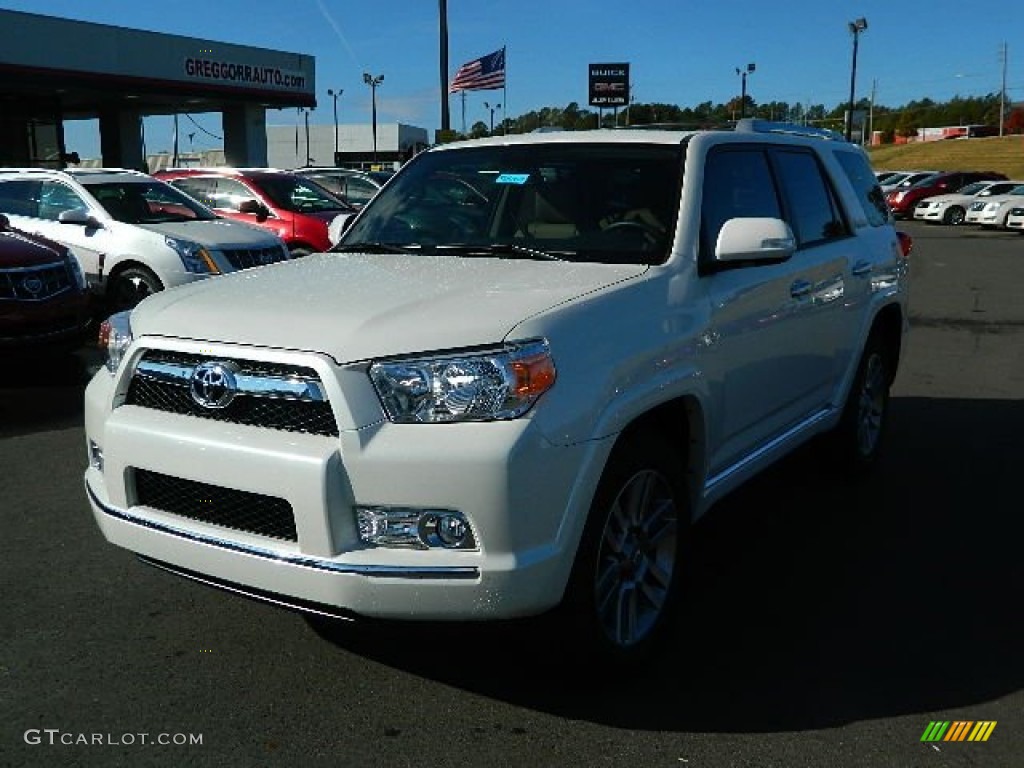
[0,8,316,169]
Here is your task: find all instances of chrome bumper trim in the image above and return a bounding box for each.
[86,478,479,580]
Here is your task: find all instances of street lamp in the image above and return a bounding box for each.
[327,88,342,165]
[363,72,384,164]
[846,17,868,142]
[735,63,755,119]
[484,101,501,134]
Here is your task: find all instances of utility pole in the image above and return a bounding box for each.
[999,42,1008,137]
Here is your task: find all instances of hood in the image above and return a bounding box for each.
[136,218,281,249]
[131,252,646,363]
[0,227,68,268]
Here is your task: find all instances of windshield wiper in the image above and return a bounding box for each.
[432,243,568,262]
[331,241,422,254]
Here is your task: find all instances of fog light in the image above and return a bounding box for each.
[88,440,104,472]
[355,506,476,550]
[424,512,470,548]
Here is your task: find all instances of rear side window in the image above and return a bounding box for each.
[833,150,889,227]
[771,150,847,246]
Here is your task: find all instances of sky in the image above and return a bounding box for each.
[2,0,1020,157]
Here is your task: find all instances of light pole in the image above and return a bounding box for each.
[302,107,312,166]
[735,63,755,119]
[327,88,342,165]
[363,72,384,165]
[846,17,868,142]
[484,101,501,134]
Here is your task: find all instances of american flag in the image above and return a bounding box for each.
[449,47,505,93]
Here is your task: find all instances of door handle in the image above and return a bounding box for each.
[790,279,812,298]
[851,260,872,277]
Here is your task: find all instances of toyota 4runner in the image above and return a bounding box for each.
[83,121,911,660]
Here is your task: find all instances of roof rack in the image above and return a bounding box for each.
[733,119,846,142]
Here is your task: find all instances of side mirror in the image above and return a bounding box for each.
[238,199,269,221]
[327,213,353,246]
[0,213,8,231]
[58,208,102,228]
[715,217,795,264]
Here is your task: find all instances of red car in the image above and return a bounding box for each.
[886,170,1008,220]
[0,214,91,351]
[155,168,356,256]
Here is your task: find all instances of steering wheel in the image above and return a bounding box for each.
[602,219,662,247]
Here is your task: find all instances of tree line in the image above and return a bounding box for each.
[460,93,1023,141]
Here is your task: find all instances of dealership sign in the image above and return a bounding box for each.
[184,58,307,91]
[588,63,629,107]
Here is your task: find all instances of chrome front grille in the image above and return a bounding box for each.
[125,350,339,436]
[0,261,73,301]
[222,246,288,270]
[133,468,297,541]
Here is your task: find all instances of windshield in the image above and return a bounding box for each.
[340,143,683,265]
[254,175,353,214]
[956,182,989,195]
[86,180,217,223]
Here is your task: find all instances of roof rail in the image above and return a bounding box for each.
[734,118,846,142]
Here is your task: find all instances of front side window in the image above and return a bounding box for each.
[700,147,781,260]
[39,181,88,221]
[341,143,684,266]
[86,181,217,223]
[254,175,351,214]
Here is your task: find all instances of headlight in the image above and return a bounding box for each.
[66,251,87,290]
[97,311,133,374]
[164,237,221,274]
[369,339,556,423]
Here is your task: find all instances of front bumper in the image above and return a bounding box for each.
[83,363,608,621]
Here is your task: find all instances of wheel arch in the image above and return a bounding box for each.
[602,395,707,522]
[868,301,904,385]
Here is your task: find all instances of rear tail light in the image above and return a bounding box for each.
[896,231,913,258]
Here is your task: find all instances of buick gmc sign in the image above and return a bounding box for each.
[588,63,629,106]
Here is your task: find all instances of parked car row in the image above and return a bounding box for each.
[884,170,1008,220]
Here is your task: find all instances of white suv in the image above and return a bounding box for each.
[83,121,911,660]
[0,168,290,310]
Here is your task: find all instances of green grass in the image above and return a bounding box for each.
[868,135,1024,178]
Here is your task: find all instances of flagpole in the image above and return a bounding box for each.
[502,45,507,135]
[461,91,466,135]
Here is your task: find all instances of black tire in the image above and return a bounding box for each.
[108,265,163,311]
[943,206,966,225]
[831,334,891,474]
[559,435,689,665]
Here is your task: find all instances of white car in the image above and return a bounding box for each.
[0,168,290,310]
[1004,204,1024,233]
[913,180,1024,225]
[83,121,911,660]
[964,184,1024,228]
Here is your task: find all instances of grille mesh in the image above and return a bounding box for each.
[134,469,297,541]
[222,246,288,270]
[125,351,339,436]
[0,263,73,300]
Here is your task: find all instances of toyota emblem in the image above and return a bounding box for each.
[189,361,239,409]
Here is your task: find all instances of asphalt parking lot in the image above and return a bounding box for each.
[1,222,1021,767]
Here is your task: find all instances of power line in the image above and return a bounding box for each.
[184,113,222,141]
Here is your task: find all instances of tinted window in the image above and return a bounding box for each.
[0,179,42,217]
[772,150,846,245]
[701,147,781,258]
[39,181,88,221]
[86,181,216,223]
[834,150,889,227]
